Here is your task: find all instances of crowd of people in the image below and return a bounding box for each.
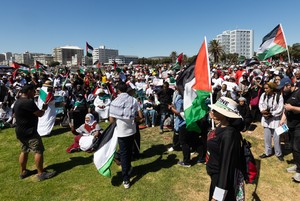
[2,61,300,199]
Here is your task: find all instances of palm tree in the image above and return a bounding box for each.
[208,40,224,64]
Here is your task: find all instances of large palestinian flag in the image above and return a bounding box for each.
[35,61,48,71]
[176,38,211,132]
[11,62,30,74]
[39,86,54,103]
[94,123,118,177]
[86,42,94,57]
[257,24,287,61]
[37,86,55,136]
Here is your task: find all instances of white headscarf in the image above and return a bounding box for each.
[85,113,95,126]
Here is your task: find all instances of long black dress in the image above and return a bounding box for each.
[206,126,242,201]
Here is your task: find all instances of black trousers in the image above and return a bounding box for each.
[290,127,300,173]
[178,125,190,164]
[132,124,141,158]
[172,131,180,150]
[118,135,134,182]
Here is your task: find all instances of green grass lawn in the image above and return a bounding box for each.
[0,123,299,201]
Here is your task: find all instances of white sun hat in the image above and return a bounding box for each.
[208,97,241,119]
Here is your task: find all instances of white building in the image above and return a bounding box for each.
[93,45,118,64]
[108,55,138,65]
[33,54,54,66]
[216,30,230,54]
[53,46,84,65]
[216,29,254,58]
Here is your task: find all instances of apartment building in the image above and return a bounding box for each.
[216,29,254,58]
[93,45,118,64]
[53,46,84,65]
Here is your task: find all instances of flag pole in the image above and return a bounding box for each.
[204,36,215,129]
[280,23,291,63]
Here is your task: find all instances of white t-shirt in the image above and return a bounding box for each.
[115,118,136,137]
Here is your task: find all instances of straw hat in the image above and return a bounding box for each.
[43,80,53,87]
[209,97,241,119]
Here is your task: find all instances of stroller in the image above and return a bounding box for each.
[54,95,68,126]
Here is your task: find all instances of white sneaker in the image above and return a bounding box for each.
[123,181,130,189]
[287,165,297,173]
[152,125,155,127]
[292,173,300,182]
[190,152,197,156]
[168,147,174,152]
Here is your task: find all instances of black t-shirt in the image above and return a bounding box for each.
[157,88,174,112]
[285,89,300,129]
[13,98,39,139]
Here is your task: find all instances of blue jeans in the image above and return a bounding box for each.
[143,109,157,126]
[118,135,134,182]
[160,113,167,130]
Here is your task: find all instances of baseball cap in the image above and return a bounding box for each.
[277,77,292,89]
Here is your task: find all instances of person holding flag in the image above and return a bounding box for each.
[109,82,143,189]
[168,89,192,167]
[13,84,56,181]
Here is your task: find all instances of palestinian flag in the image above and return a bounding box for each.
[11,62,30,74]
[257,24,287,61]
[30,68,37,73]
[172,53,183,70]
[176,38,211,132]
[86,42,94,57]
[35,61,48,71]
[39,86,54,104]
[93,123,118,177]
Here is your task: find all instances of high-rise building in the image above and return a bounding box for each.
[216,31,230,54]
[13,51,32,65]
[93,45,118,64]
[216,29,254,58]
[3,52,12,61]
[0,54,5,63]
[33,54,54,66]
[53,46,84,65]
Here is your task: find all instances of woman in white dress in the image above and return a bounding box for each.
[93,88,111,122]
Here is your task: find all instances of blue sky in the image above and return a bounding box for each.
[1,0,299,57]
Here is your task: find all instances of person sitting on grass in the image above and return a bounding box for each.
[66,113,102,153]
[143,95,158,127]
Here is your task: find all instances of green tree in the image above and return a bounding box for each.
[187,55,197,64]
[208,40,224,64]
[227,53,239,64]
